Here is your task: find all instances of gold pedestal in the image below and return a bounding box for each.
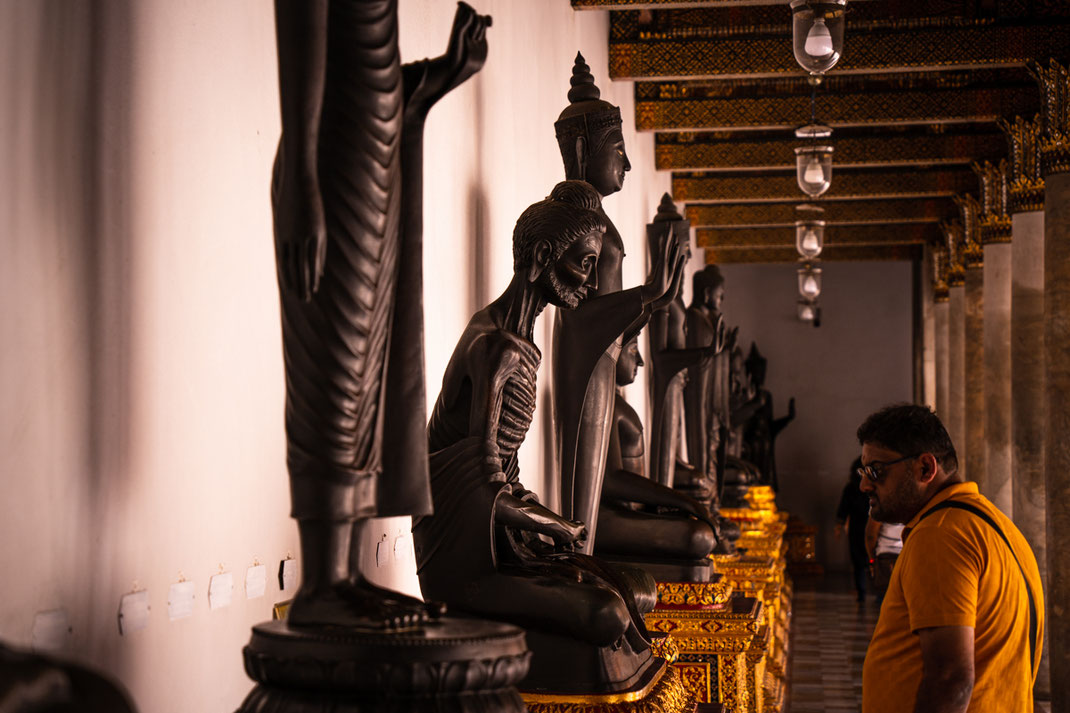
[521,659,697,713]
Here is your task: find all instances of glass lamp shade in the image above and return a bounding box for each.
[797,264,822,300]
[790,0,847,76]
[797,299,817,322]
[795,219,825,259]
[795,145,833,197]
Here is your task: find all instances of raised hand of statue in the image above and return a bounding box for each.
[641,226,687,310]
[445,2,491,89]
[273,169,327,302]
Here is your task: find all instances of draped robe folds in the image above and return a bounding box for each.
[553,216,645,552]
[275,0,432,521]
[413,311,652,647]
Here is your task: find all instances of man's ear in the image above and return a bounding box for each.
[917,453,940,484]
[529,240,552,282]
[574,136,587,181]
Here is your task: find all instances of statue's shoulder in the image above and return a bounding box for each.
[459,313,541,372]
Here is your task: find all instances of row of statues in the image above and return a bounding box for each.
[245,1,796,707]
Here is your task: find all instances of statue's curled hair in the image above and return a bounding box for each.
[513,180,606,272]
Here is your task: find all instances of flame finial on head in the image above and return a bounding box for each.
[568,52,601,104]
[653,193,683,223]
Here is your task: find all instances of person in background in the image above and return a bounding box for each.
[835,457,871,603]
[865,517,904,607]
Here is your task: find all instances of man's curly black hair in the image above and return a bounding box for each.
[856,403,958,477]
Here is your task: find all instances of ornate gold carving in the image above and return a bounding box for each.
[637,76,1038,131]
[932,243,950,301]
[942,220,966,286]
[718,652,750,712]
[673,662,711,704]
[955,194,983,267]
[657,129,1004,171]
[611,21,1070,80]
[703,244,922,265]
[684,198,955,228]
[523,660,696,712]
[974,161,1013,244]
[656,580,734,607]
[1000,114,1045,212]
[1030,59,1070,177]
[673,169,976,202]
[695,223,941,250]
[650,634,680,664]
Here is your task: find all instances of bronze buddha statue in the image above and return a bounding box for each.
[413,181,659,694]
[552,53,684,553]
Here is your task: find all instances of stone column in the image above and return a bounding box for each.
[944,222,967,469]
[933,246,951,421]
[979,162,1013,515]
[1005,111,1048,698]
[959,195,985,485]
[1036,59,1069,709]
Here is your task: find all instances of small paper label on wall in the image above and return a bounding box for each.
[118,591,150,635]
[245,564,267,599]
[209,572,234,610]
[168,580,195,621]
[32,609,70,652]
[279,558,297,591]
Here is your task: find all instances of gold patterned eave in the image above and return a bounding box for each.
[696,222,941,248]
[656,580,735,607]
[703,245,922,264]
[685,198,956,227]
[637,84,1038,132]
[610,22,1070,80]
[656,130,1005,171]
[673,169,976,202]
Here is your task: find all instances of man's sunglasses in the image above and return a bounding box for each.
[857,454,919,483]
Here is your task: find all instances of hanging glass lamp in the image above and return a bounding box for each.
[795,219,825,259]
[795,144,834,197]
[797,263,823,300]
[790,0,847,78]
[797,299,818,322]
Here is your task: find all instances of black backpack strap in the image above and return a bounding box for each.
[917,500,1038,673]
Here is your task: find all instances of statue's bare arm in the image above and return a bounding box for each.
[272,0,328,301]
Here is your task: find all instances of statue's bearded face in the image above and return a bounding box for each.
[585,129,630,197]
[541,230,603,309]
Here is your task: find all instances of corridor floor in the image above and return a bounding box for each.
[786,576,880,713]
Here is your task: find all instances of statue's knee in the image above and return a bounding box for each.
[586,593,631,647]
[686,520,716,558]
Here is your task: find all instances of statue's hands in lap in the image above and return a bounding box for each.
[641,225,687,310]
[274,166,327,302]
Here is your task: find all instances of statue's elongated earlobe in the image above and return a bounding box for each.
[574,136,587,182]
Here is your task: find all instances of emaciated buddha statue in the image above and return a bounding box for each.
[413,181,659,694]
[552,53,685,553]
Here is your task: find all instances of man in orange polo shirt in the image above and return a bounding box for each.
[857,404,1043,713]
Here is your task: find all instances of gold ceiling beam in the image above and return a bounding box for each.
[684,198,956,227]
[636,72,1038,131]
[610,17,1070,80]
[673,167,976,202]
[703,244,922,264]
[656,125,1005,170]
[696,222,940,248]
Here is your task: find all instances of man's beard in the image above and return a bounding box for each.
[869,476,926,524]
[541,266,582,309]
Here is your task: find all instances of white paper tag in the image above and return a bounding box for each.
[280,559,297,591]
[209,572,234,611]
[245,564,267,599]
[118,591,150,635]
[31,609,70,652]
[168,580,195,621]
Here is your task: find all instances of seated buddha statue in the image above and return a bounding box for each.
[412,181,661,694]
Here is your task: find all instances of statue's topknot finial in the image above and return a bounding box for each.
[653,193,683,223]
[567,52,601,104]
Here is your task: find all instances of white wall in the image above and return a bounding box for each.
[0,1,669,711]
[719,261,914,573]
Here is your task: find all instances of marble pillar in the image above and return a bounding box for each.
[1044,171,1070,713]
[946,284,967,472]
[964,267,985,485]
[983,241,1013,515]
[934,299,950,422]
[1011,209,1047,697]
